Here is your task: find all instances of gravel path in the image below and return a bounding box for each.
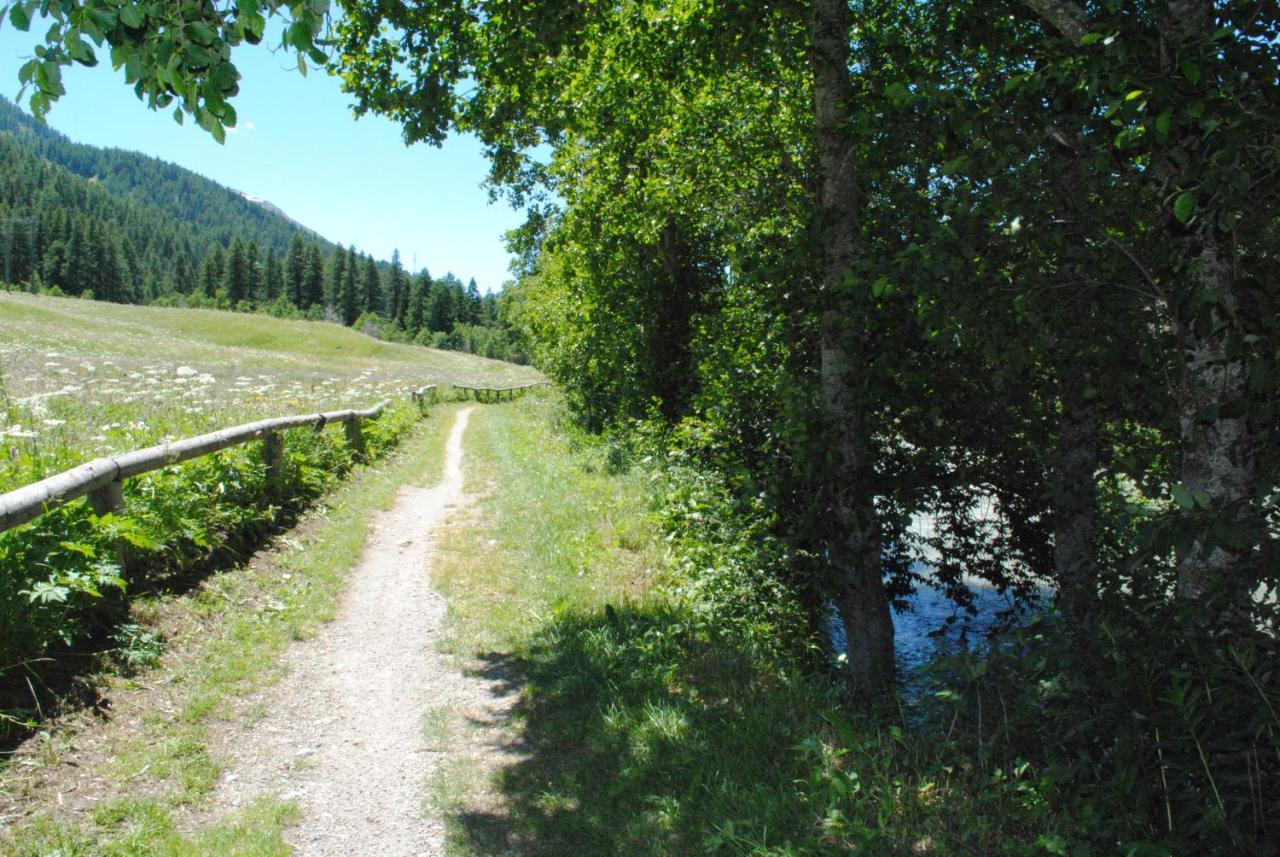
[210,407,511,855]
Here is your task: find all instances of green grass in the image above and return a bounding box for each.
[0,291,535,730]
[1,404,465,856]
[0,291,540,487]
[425,396,1080,856]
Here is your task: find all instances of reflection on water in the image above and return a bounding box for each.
[828,563,1043,685]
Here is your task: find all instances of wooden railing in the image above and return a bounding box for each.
[0,395,408,534]
[452,382,546,402]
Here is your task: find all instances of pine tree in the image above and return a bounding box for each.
[340,245,359,325]
[326,244,347,312]
[201,245,225,298]
[385,250,407,321]
[428,280,454,332]
[466,277,482,324]
[360,253,381,315]
[285,233,306,306]
[245,239,262,302]
[302,243,324,309]
[263,249,282,301]
[223,237,248,304]
[406,271,430,334]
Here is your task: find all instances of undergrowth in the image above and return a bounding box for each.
[433,395,1278,856]
[0,399,419,738]
[1,403,463,855]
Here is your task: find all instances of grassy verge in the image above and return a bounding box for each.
[1,403,464,856]
[427,396,1081,856]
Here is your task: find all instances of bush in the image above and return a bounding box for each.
[0,401,419,735]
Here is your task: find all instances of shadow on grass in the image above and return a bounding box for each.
[448,603,826,856]
[0,498,314,754]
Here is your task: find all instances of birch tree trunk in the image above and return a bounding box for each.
[808,0,895,698]
[1160,1,1261,607]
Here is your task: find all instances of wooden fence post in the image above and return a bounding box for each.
[88,478,127,570]
[263,432,285,496]
[88,479,124,516]
[345,417,367,461]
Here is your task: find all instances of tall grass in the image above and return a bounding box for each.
[427,395,1276,855]
[0,293,538,736]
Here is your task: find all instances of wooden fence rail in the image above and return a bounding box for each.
[452,382,546,402]
[0,398,397,534]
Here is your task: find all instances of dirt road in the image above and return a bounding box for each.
[211,407,501,855]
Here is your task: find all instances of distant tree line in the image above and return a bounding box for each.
[0,96,525,363]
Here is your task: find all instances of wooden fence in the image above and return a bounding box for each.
[0,398,398,534]
[452,382,546,402]
[0,378,543,535]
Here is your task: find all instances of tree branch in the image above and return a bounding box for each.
[1022,0,1090,43]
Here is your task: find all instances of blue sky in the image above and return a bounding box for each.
[0,22,525,294]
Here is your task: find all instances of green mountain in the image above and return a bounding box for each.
[0,97,521,361]
[0,95,332,300]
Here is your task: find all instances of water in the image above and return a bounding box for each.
[827,563,1042,682]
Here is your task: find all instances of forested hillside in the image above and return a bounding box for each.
[0,96,524,361]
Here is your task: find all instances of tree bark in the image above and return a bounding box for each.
[1051,375,1101,623]
[1173,228,1258,603]
[807,0,895,698]
[1158,1,1261,607]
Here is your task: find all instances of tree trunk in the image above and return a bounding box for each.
[1159,1,1261,608]
[1173,227,1258,604]
[1051,374,1100,623]
[808,0,895,698]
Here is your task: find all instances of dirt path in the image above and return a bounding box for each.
[210,406,513,855]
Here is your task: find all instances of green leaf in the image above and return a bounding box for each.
[1173,191,1196,224]
[186,21,216,46]
[1037,833,1069,854]
[242,11,266,42]
[1080,32,1103,46]
[8,2,30,30]
[1154,111,1170,135]
[119,4,145,29]
[66,30,97,66]
[1125,89,1144,101]
[1171,484,1194,510]
[885,81,910,106]
[871,276,888,298]
[1180,63,1201,85]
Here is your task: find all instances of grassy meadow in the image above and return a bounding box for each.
[0,293,538,737]
[0,291,540,490]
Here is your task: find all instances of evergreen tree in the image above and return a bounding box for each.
[326,244,347,311]
[223,237,248,304]
[385,250,408,322]
[200,245,225,298]
[339,245,359,325]
[406,271,430,334]
[263,249,283,301]
[359,253,381,315]
[302,243,324,309]
[428,280,454,333]
[465,277,482,324]
[245,239,262,302]
[284,232,306,306]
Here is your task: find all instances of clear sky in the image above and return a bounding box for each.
[0,22,525,294]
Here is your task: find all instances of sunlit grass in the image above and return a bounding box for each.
[1,405,464,855]
[0,291,540,491]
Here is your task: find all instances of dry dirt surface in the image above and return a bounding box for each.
[209,406,517,855]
